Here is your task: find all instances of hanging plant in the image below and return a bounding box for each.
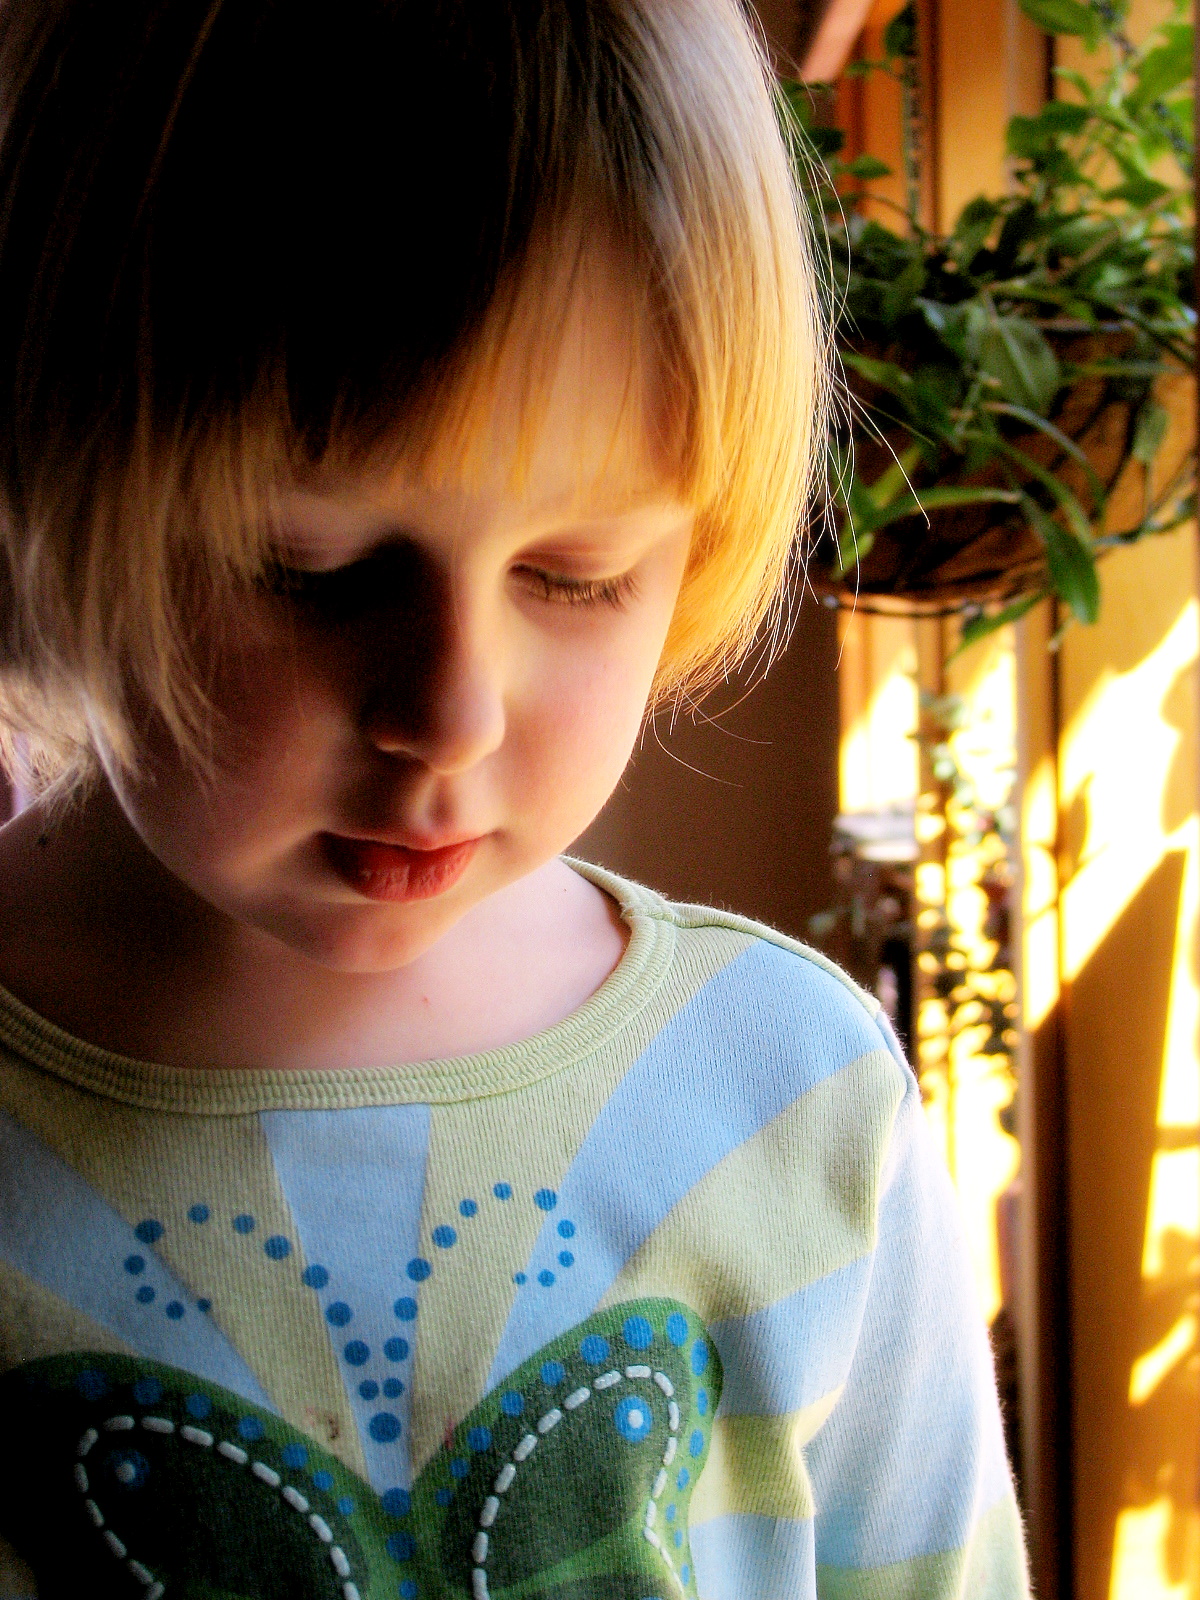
[787,0,1195,643]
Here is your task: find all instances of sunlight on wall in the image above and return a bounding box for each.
[839,612,1021,1324]
[837,612,919,815]
[938,629,1021,1324]
[1057,548,1199,1600]
[1060,603,1198,982]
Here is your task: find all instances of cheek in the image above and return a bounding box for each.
[509,621,664,829]
[119,629,338,876]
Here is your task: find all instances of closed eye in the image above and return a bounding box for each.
[514,567,639,610]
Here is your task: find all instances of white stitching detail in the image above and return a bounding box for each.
[77,1408,365,1598]
[471,1360,692,1597]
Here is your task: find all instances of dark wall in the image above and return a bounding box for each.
[574,595,841,939]
[750,0,832,70]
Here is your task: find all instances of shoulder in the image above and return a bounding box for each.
[570,859,910,1118]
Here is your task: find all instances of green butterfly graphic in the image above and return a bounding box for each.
[0,1299,720,1600]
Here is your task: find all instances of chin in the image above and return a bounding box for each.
[262,899,458,975]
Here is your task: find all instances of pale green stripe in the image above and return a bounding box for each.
[601,1049,903,1321]
[689,1405,838,1524]
[816,1491,1030,1600]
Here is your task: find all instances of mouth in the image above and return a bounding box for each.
[321,832,481,903]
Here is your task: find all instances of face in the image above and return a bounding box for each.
[106,250,695,971]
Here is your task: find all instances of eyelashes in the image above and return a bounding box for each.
[513,567,640,610]
[262,552,640,617]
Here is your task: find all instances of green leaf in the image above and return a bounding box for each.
[1022,495,1100,623]
[955,592,1045,653]
[1132,25,1194,107]
[844,154,893,179]
[856,485,1023,537]
[1132,400,1170,464]
[991,437,1097,545]
[976,316,1062,415]
[983,400,1107,512]
[883,4,917,59]
[1102,176,1172,206]
[1018,0,1099,40]
[880,255,926,323]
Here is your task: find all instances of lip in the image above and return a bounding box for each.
[322,832,482,903]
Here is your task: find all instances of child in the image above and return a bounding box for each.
[0,1,1028,1596]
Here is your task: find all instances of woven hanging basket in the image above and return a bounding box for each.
[809,328,1196,617]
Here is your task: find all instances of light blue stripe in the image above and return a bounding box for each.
[806,1082,1012,1566]
[488,941,884,1390]
[260,1105,430,1494]
[0,1111,273,1407]
[710,1254,872,1417]
[691,1513,816,1600]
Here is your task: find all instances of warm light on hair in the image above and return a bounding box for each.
[0,0,828,793]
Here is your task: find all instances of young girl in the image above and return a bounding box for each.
[0,1,1027,1596]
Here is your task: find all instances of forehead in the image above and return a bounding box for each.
[275,238,693,557]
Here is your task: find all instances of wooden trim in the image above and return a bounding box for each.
[1015,599,1075,1600]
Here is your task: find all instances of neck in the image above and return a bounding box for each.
[0,784,627,1071]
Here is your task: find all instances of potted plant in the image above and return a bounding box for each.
[786,0,1195,644]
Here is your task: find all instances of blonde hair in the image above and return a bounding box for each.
[0,0,827,794]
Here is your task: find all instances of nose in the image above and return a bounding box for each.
[361,607,507,776]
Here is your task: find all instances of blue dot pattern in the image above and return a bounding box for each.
[666,1313,689,1346]
[124,1255,145,1276]
[393,1297,418,1321]
[369,1413,401,1444]
[400,1582,418,1599]
[238,1416,265,1442]
[232,1214,255,1235]
[459,1199,478,1217]
[359,1380,379,1400]
[185,1394,211,1419]
[622,1316,654,1350]
[281,1443,308,1469]
[313,1471,334,1491]
[343,1340,370,1367]
[302,1264,330,1289]
[77,1370,108,1401]
[579,1334,610,1365]
[382,1487,410,1517]
[387,1531,416,1561]
[557,1219,576,1238]
[697,1390,708,1416]
[689,1429,705,1458]
[435,1488,453,1507]
[513,1272,527,1286]
[537,1270,555,1288]
[406,1258,431,1283]
[540,1361,565,1387]
[533,1188,558,1211]
[690,1339,709,1376]
[500,1391,524,1416]
[264,1235,291,1260]
[493,1182,512,1200]
[135,1286,155,1305]
[558,1251,575,1268]
[337,1496,355,1516]
[383,1378,404,1399]
[135,1219,163,1245]
[432,1226,457,1249]
[187,1204,210,1224]
[613,1394,654,1442]
[132,1377,162,1406]
[467,1427,492,1452]
[384,1337,409,1362]
[449,1457,470,1480]
[165,1300,185,1320]
[325,1302,353,1327]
